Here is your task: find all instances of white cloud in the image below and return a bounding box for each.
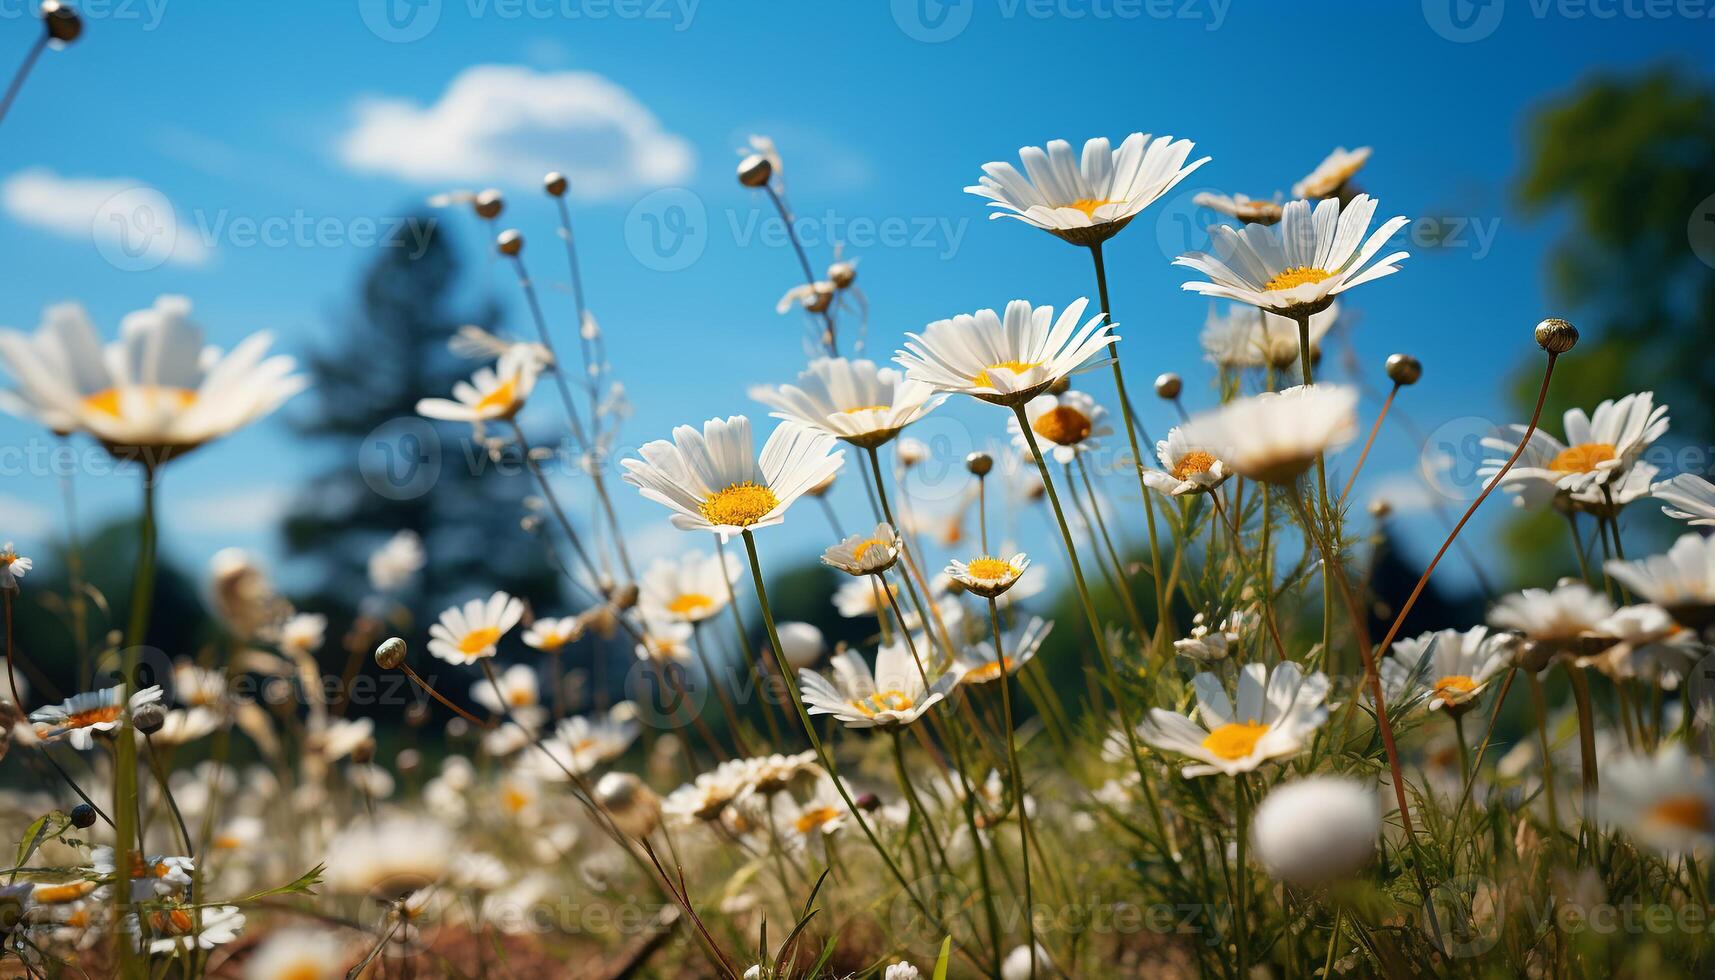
[0,495,53,539]
[0,168,210,268]
[337,65,694,198]
[1366,471,1447,517]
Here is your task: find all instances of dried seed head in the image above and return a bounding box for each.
[965,451,993,477]
[497,229,524,257]
[737,153,773,188]
[596,772,661,839]
[351,738,376,765]
[41,1,81,43]
[1047,376,1071,396]
[1384,353,1422,386]
[374,637,408,670]
[1154,372,1183,400]
[828,261,856,289]
[543,172,568,197]
[1534,317,1578,355]
[802,282,835,314]
[1368,499,1392,519]
[133,703,165,736]
[473,189,504,220]
[610,582,640,611]
[69,803,97,829]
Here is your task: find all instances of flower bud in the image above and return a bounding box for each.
[133,703,165,736]
[828,261,856,289]
[595,772,661,839]
[1384,353,1422,386]
[776,622,825,670]
[69,803,97,829]
[737,154,772,188]
[610,583,639,611]
[41,1,81,44]
[374,637,408,670]
[965,452,993,477]
[473,189,504,220]
[1047,376,1071,396]
[1368,499,1392,519]
[497,229,524,257]
[1154,372,1182,400]
[1534,317,1578,355]
[543,172,568,197]
[351,738,376,765]
[855,792,881,812]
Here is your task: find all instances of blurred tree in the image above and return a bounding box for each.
[1504,68,1715,575]
[281,219,559,625]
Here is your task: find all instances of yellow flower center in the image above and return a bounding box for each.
[699,482,780,527]
[1172,450,1218,480]
[965,657,1014,683]
[1645,795,1712,833]
[1262,266,1334,292]
[794,806,841,834]
[502,785,531,814]
[1031,405,1093,445]
[666,593,716,617]
[965,556,1015,581]
[970,360,1043,389]
[148,908,197,935]
[473,377,519,415]
[81,385,197,418]
[848,690,915,717]
[508,688,535,707]
[1432,674,1478,703]
[279,963,328,980]
[1201,719,1269,760]
[1064,198,1120,218]
[1549,442,1616,474]
[32,881,96,904]
[63,704,125,729]
[212,835,241,850]
[458,626,501,656]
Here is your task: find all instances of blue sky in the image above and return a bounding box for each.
[0,0,1708,593]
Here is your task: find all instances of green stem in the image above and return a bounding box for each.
[988,598,1037,980]
[114,468,158,980]
[1234,775,1251,972]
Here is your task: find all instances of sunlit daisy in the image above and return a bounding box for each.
[946,553,1030,599]
[750,357,942,449]
[1135,661,1330,777]
[147,706,223,747]
[1007,390,1111,463]
[323,816,453,899]
[172,662,228,709]
[955,616,1051,685]
[822,522,900,576]
[31,686,163,749]
[833,577,895,619]
[1292,146,1372,200]
[1599,741,1715,856]
[622,416,844,538]
[1487,581,1617,668]
[1481,392,1670,501]
[278,612,326,656]
[634,617,694,663]
[426,591,524,665]
[1142,426,1232,497]
[1654,473,1715,527]
[638,551,741,624]
[896,299,1117,407]
[0,297,306,460]
[1380,626,1509,714]
[777,775,850,851]
[965,132,1208,246]
[1193,191,1283,226]
[470,664,543,721]
[799,642,958,730]
[1592,604,1703,688]
[1178,384,1357,484]
[244,928,349,980]
[663,758,758,825]
[312,716,374,762]
[1199,302,1339,371]
[415,344,540,428]
[522,615,583,652]
[0,543,30,589]
[1606,532,1715,628]
[1175,195,1409,317]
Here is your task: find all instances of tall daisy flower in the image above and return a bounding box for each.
[1142,426,1232,497]
[415,345,541,429]
[1606,533,1715,629]
[638,551,741,623]
[896,299,1117,407]
[621,416,844,538]
[1175,195,1410,318]
[964,132,1209,247]
[322,816,453,899]
[1007,390,1111,463]
[31,686,163,749]
[0,543,31,590]
[1654,473,1715,527]
[470,664,542,721]
[1599,742,1715,856]
[1292,146,1373,200]
[822,522,900,576]
[1487,581,1617,669]
[0,297,305,461]
[1480,392,1669,502]
[749,357,942,449]
[1200,303,1339,372]
[799,642,958,730]
[522,615,583,653]
[1177,385,1358,484]
[1193,191,1283,226]
[1380,626,1509,715]
[956,616,1052,685]
[946,553,1030,599]
[426,592,524,666]
[1134,661,1330,777]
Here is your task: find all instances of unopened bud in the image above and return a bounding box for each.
[69,803,97,829]
[965,452,993,477]
[543,172,568,197]
[41,1,81,44]
[595,772,661,839]
[374,637,407,670]
[737,154,772,188]
[611,583,639,611]
[1368,499,1392,519]
[1154,372,1182,400]
[1534,317,1578,355]
[828,261,856,289]
[473,189,504,220]
[133,703,165,736]
[497,229,524,257]
[1047,376,1070,395]
[1384,353,1422,386]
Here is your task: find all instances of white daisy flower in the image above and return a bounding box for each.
[426,591,524,665]
[1007,390,1111,463]
[1599,741,1715,856]
[945,553,1030,599]
[133,904,243,955]
[1481,392,1670,501]
[367,530,425,593]
[638,551,741,623]
[1606,532,1715,627]
[244,928,349,980]
[172,662,228,708]
[1654,473,1715,527]
[1593,604,1703,688]
[1380,626,1510,714]
[521,615,583,652]
[0,297,305,459]
[1193,190,1283,226]
[955,616,1052,685]
[833,577,894,619]
[664,758,758,825]
[822,522,900,576]
[965,132,1209,246]
[1000,943,1055,980]
[1142,426,1232,497]
[322,816,454,899]
[750,357,942,449]
[1199,302,1339,371]
[415,344,540,427]
[312,717,374,762]
[622,416,844,538]
[1177,384,1358,484]
[884,963,922,980]
[147,707,223,747]
[1135,661,1330,777]
[470,664,541,717]
[527,709,640,779]
[778,775,850,850]
[895,299,1117,407]
[1250,776,1379,886]
[1292,145,1372,200]
[277,612,326,656]
[1175,195,1410,316]
[634,617,694,663]
[90,846,193,902]
[0,543,31,589]
[799,642,959,730]
[31,686,163,749]
[1565,459,1659,518]
[1487,581,1617,668]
